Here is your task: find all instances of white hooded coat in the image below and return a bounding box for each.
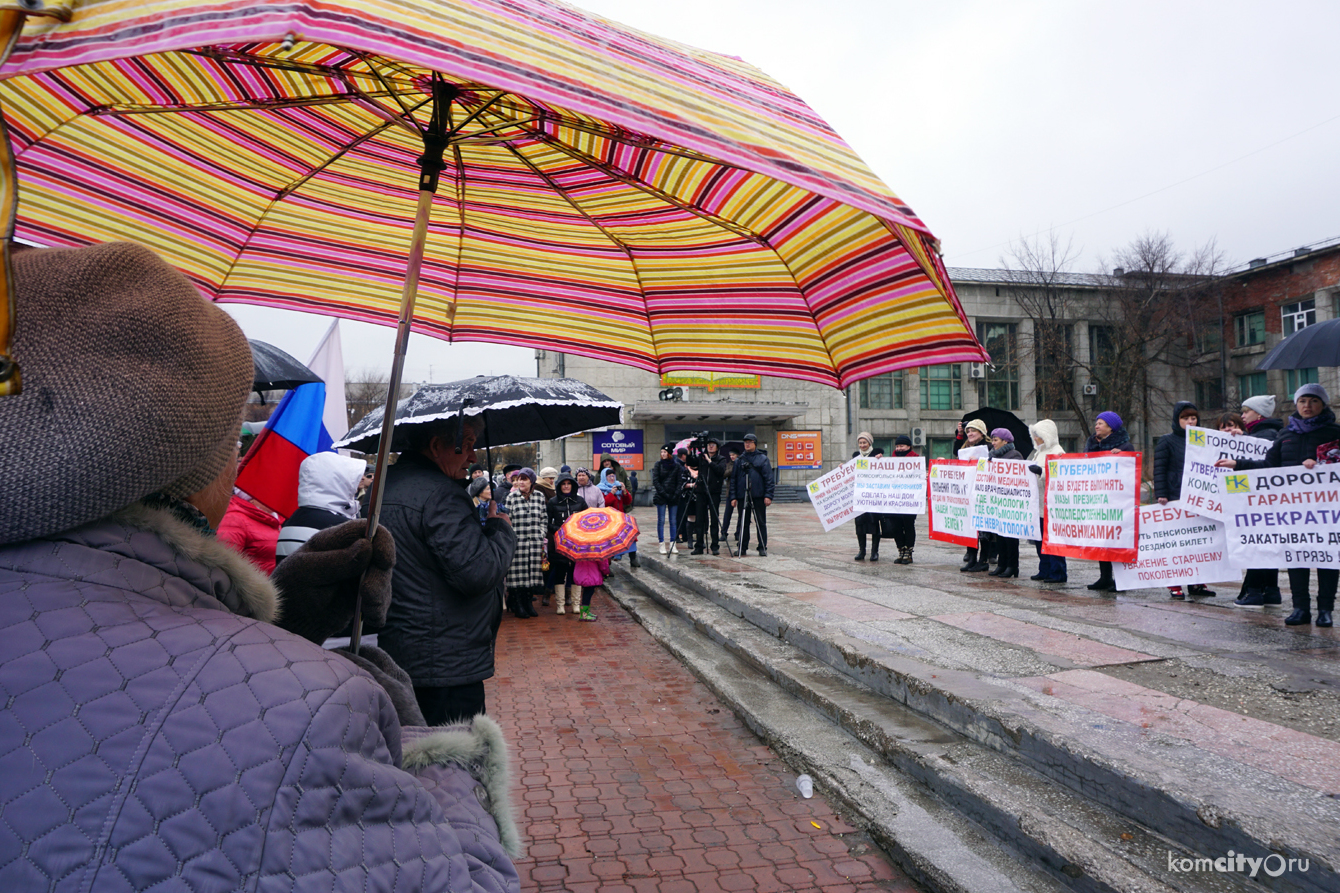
[275,452,367,560]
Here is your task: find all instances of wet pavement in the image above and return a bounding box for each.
[639,503,1340,760]
[489,589,920,893]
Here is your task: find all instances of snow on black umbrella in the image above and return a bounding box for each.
[334,375,624,452]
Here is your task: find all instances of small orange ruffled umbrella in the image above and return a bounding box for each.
[555,508,638,561]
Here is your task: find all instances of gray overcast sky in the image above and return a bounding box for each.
[225,0,1340,382]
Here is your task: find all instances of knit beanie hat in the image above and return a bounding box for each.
[1097,411,1123,430]
[965,418,988,436]
[511,466,538,484]
[1294,383,1328,405]
[1241,394,1276,418]
[539,466,559,480]
[857,431,873,446]
[0,243,252,545]
[467,476,491,500]
[895,434,913,446]
[990,427,1014,441]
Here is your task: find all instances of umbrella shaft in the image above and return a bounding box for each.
[353,186,436,653]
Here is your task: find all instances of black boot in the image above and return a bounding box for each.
[629,551,641,569]
[855,531,867,561]
[541,591,550,607]
[1285,591,1311,626]
[869,536,880,562]
[959,548,979,572]
[964,560,990,573]
[1317,610,1334,627]
[523,593,539,618]
[507,592,523,618]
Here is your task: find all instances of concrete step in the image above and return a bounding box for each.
[619,554,1338,893]
[604,570,1074,893]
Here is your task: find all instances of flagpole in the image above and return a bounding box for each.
[351,76,455,655]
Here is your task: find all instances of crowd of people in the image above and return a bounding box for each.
[931,386,1333,629]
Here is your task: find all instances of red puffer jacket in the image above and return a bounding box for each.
[216,493,282,574]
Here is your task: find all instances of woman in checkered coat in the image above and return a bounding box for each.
[504,467,549,618]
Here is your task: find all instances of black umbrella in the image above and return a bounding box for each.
[249,340,322,393]
[334,375,623,453]
[1256,319,1340,371]
[958,407,1031,452]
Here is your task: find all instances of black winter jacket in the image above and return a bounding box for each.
[1086,426,1133,453]
[376,452,516,687]
[1246,417,1284,442]
[1153,401,1197,501]
[652,458,687,505]
[732,449,775,501]
[1239,409,1340,469]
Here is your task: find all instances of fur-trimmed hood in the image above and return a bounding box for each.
[0,502,280,623]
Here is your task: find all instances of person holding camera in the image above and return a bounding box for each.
[731,433,775,556]
[653,444,687,553]
[692,437,726,554]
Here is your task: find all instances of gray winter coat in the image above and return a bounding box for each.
[0,503,521,892]
[378,452,516,688]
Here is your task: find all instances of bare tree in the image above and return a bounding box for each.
[1004,232,1224,454]
[345,368,414,429]
[1002,233,1090,429]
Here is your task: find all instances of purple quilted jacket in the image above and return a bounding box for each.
[0,504,521,892]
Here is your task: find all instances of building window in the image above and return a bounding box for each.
[1287,368,1319,393]
[1235,310,1265,346]
[1035,322,1073,412]
[1194,324,1222,355]
[920,364,963,411]
[871,437,894,456]
[1195,378,1225,411]
[1281,299,1316,335]
[928,439,956,462]
[858,372,903,409]
[1088,325,1116,382]
[978,322,1019,410]
[1238,372,1268,399]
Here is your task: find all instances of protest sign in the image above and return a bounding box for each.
[1178,426,1271,520]
[970,458,1042,540]
[958,445,988,461]
[1112,501,1237,590]
[1043,452,1141,561]
[805,458,859,531]
[1221,464,1340,568]
[853,456,927,514]
[928,460,979,547]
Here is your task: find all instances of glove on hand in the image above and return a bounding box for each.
[335,644,426,731]
[271,519,396,645]
[1028,464,1043,476]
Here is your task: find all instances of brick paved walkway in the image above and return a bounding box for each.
[489,590,920,893]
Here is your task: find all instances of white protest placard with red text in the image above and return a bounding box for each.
[853,455,927,514]
[805,458,859,531]
[1043,452,1142,562]
[1221,464,1340,568]
[1178,426,1271,521]
[928,459,979,547]
[1112,501,1237,590]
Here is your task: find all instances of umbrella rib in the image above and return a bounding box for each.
[351,52,421,124]
[86,93,399,116]
[518,126,769,248]
[275,97,432,200]
[501,142,664,370]
[447,140,467,335]
[545,117,737,167]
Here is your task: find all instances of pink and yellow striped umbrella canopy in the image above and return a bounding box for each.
[0,0,986,388]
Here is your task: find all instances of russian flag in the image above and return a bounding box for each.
[235,382,334,518]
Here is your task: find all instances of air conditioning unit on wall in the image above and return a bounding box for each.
[1083,384,1099,396]
[969,363,986,379]
[911,427,925,446]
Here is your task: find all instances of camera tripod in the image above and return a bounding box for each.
[673,450,734,555]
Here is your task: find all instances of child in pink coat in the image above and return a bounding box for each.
[571,556,610,621]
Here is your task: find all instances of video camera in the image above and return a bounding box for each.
[686,430,713,453]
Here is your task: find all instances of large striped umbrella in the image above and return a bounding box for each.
[0,0,987,647]
[0,0,984,394]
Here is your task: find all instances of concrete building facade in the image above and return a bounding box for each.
[533,237,1340,483]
